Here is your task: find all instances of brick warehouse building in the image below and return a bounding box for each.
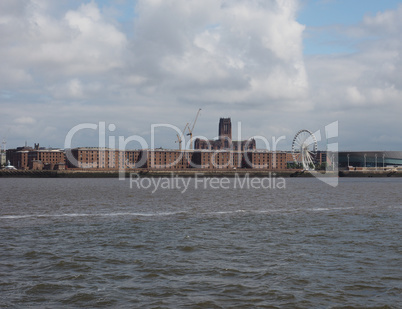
[7,144,65,170]
[7,145,322,171]
[64,147,298,170]
[7,116,330,171]
[66,148,192,170]
[66,147,123,169]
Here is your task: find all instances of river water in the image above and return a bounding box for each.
[0,176,401,308]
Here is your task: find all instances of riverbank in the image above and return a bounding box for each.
[0,169,300,178]
[1,169,402,178]
[339,170,402,177]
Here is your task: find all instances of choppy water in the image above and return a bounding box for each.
[0,177,401,308]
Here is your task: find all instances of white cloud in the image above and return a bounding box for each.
[130,0,309,108]
[0,0,128,88]
[15,116,36,124]
[306,6,402,110]
[362,4,402,34]
[346,86,364,105]
[0,0,401,150]
[301,4,402,150]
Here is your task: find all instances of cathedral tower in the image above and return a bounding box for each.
[219,118,232,148]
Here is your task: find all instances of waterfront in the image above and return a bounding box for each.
[0,178,401,308]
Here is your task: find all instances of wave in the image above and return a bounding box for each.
[0,212,186,220]
[0,206,359,220]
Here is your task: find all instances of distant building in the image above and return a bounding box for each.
[66,148,149,169]
[194,118,256,151]
[15,129,399,172]
[66,147,122,169]
[6,146,33,169]
[338,151,402,169]
[189,150,292,169]
[64,147,293,170]
[7,143,65,170]
[0,152,6,167]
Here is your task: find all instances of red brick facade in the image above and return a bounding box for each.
[8,140,322,171]
[65,148,294,170]
[7,146,65,170]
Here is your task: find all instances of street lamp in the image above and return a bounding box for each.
[383,153,385,169]
[347,153,350,167]
[375,154,377,171]
[364,154,367,168]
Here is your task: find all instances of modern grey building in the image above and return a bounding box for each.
[338,151,402,168]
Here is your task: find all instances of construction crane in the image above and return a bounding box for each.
[1,129,9,154]
[187,108,201,150]
[176,123,189,151]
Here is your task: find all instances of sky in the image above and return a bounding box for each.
[1,0,402,151]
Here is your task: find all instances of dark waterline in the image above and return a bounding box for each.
[1,177,401,308]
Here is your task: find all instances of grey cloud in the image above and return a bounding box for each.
[1,0,401,151]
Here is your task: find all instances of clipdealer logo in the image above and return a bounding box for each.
[311,121,339,187]
[63,120,339,188]
[129,172,286,194]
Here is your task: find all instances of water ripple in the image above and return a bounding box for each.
[0,178,401,308]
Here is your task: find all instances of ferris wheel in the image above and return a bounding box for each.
[292,129,318,170]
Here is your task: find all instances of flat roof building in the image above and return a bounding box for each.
[338,151,402,169]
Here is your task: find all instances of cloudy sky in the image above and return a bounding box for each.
[1,0,401,151]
